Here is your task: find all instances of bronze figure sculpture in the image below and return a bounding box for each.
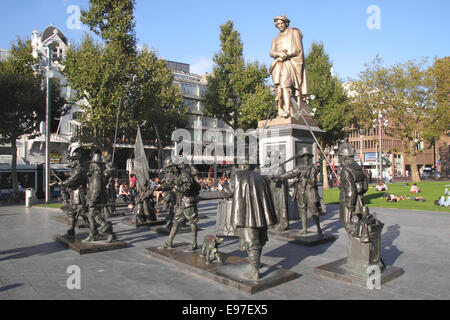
[133,180,157,225]
[269,146,324,237]
[156,157,201,252]
[221,163,277,280]
[270,15,308,118]
[200,235,224,265]
[338,143,384,268]
[59,149,90,238]
[262,151,289,232]
[83,153,116,243]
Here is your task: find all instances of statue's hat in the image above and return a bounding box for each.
[299,146,313,157]
[274,15,290,24]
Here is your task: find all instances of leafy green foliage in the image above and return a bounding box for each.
[204,20,274,130]
[81,0,136,55]
[63,0,185,152]
[423,56,450,142]
[348,56,444,182]
[305,42,351,147]
[0,37,67,190]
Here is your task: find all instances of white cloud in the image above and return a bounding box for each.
[190,57,213,75]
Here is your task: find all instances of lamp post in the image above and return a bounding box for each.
[33,42,56,204]
[359,133,364,167]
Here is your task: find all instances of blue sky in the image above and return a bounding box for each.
[1,0,449,80]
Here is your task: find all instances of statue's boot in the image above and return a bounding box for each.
[163,209,174,228]
[163,223,178,249]
[82,208,98,243]
[185,223,198,252]
[300,209,308,235]
[242,249,261,280]
[64,214,76,237]
[312,214,324,238]
[103,206,110,219]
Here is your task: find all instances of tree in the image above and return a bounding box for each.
[63,0,185,156]
[349,56,443,182]
[423,57,450,147]
[305,42,351,188]
[0,38,67,191]
[204,20,274,131]
[81,0,136,55]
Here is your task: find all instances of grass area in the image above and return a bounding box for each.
[324,180,450,212]
[36,203,62,209]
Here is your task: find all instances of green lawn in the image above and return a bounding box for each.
[324,181,450,212]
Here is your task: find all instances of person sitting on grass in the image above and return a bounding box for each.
[376,181,388,192]
[385,193,404,202]
[410,183,421,193]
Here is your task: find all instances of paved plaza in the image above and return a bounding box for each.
[0,199,449,300]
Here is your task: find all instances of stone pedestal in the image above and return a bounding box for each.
[146,243,299,294]
[314,225,404,287]
[54,234,127,255]
[257,116,324,173]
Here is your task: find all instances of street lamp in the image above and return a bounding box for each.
[33,42,57,204]
[373,109,388,180]
[359,134,364,167]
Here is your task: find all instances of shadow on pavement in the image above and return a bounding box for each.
[0,242,66,262]
[0,283,23,293]
[380,224,403,265]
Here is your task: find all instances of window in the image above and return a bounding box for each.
[183,98,198,112]
[181,82,198,96]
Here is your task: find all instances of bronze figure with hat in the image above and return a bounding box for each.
[269,146,324,237]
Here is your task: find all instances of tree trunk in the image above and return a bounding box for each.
[10,137,18,191]
[407,141,421,183]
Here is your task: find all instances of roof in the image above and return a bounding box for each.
[40,26,68,46]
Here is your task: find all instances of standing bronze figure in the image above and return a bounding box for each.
[338,143,383,243]
[338,143,384,268]
[262,151,289,232]
[270,15,308,118]
[270,146,323,237]
[83,153,116,243]
[157,157,200,251]
[59,149,89,237]
[102,154,117,218]
[133,180,157,225]
[221,163,277,280]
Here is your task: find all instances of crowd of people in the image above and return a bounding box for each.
[112,170,231,208]
[196,176,231,192]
